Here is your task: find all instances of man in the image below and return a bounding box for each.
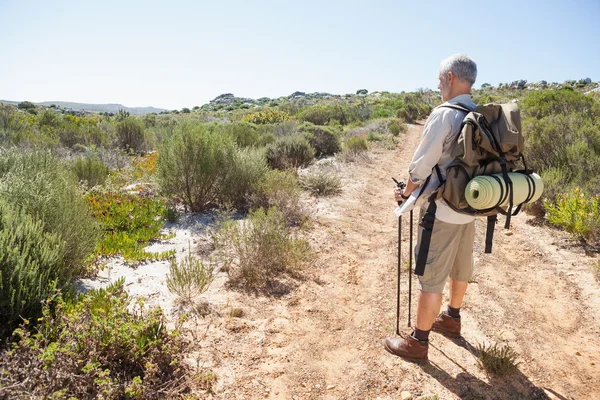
[385,54,478,361]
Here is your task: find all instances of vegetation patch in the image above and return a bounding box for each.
[166,247,214,304]
[301,169,342,197]
[476,342,520,376]
[251,169,309,227]
[86,190,174,263]
[0,279,195,399]
[265,135,315,170]
[241,109,290,124]
[214,207,312,290]
[545,189,600,243]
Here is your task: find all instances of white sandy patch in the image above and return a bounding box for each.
[75,212,232,319]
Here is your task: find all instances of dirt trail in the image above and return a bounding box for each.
[203,123,600,400]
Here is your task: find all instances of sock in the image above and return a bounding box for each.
[447,305,461,319]
[412,327,431,342]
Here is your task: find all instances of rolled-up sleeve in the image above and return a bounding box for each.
[408,109,452,184]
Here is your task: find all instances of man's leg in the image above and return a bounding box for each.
[432,222,475,337]
[415,291,443,331]
[384,216,460,360]
[449,278,468,308]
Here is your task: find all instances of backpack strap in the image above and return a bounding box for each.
[414,165,443,276]
[415,197,437,276]
[485,215,497,253]
[437,103,473,113]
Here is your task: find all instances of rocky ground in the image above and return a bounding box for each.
[78,122,600,399]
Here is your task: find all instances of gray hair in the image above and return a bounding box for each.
[440,54,477,85]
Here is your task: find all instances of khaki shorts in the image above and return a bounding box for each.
[414,210,475,293]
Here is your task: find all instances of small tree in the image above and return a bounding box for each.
[17,101,35,111]
[157,123,236,212]
[116,118,146,153]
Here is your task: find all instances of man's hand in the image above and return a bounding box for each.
[394,187,408,202]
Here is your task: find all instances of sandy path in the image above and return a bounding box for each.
[202,122,600,400]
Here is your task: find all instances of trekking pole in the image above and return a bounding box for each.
[408,209,413,327]
[392,178,406,336]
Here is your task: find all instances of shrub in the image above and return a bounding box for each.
[157,123,236,212]
[367,131,382,141]
[476,342,520,376]
[222,147,269,210]
[86,190,175,263]
[116,117,147,152]
[300,169,342,197]
[17,100,36,111]
[299,123,341,157]
[265,135,315,170]
[166,246,213,304]
[0,279,193,399]
[297,103,367,125]
[545,189,600,242]
[0,200,67,335]
[389,119,407,136]
[0,149,99,275]
[344,136,368,153]
[251,169,308,227]
[241,109,290,124]
[341,136,369,163]
[220,121,261,148]
[71,153,109,189]
[520,88,595,120]
[214,207,311,289]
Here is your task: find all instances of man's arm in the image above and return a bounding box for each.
[401,109,451,198]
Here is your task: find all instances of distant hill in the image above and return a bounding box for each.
[0,100,165,115]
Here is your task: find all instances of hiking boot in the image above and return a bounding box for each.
[432,312,461,338]
[384,335,428,361]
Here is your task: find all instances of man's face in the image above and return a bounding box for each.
[438,72,452,101]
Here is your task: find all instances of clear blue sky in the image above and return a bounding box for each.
[1,0,598,110]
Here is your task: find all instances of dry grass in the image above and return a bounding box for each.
[476,342,520,376]
[300,169,342,197]
[166,246,214,303]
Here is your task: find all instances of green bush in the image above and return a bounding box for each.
[17,100,36,111]
[265,135,315,170]
[300,169,342,197]
[520,89,600,222]
[389,119,407,136]
[520,88,595,120]
[341,136,369,163]
[0,149,99,275]
[220,121,261,148]
[0,200,66,335]
[251,169,308,227]
[297,103,367,126]
[71,153,109,189]
[86,190,175,263]
[545,189,600,242]
[299,123,341,157]
[222,147,269,210]
[167,246,213,303]
[241,109,290,124]
[344,136,369,153]
[214,207,311,289]
[157,123,236,212]
[367,131,382,141]
[0,279,194,399]
[116,118,147,153]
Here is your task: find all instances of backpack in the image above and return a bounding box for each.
[415,102,537,276]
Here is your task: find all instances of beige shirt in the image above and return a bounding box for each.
[408,94,476,224]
